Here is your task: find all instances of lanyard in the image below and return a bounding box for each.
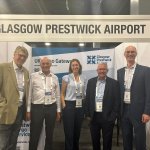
[42,75,53,92]
[16,69,24,87]
[124,68,134,89]
[96,79,105,98]
[73,74,82,94]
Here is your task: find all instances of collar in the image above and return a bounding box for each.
[13,61,23,71]
[39,70,52,77]
[97,76,106,83]
[126,63,136,70]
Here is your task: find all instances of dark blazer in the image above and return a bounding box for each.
[85,76,120,122]
[117,64,150,121]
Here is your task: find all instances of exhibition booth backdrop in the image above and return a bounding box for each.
[0,42,150,150]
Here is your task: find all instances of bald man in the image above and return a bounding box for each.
[27,57,61,150]
[117,46,150,150]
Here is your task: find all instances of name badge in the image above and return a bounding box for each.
[95,97,103,112]
[76,95,82,108]
[45,92,51,104]
[124,91,131,103]
[96,101,103,112]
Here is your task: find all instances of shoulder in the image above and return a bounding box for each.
[136,64,149,70]
[88,76,97,83]
[117,67,125,73]
[107,77,119,84]
[30,72,39,78]
[62,74,72,82]
[0,62,10,68]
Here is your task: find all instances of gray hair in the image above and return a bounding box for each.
[14,46,28,58]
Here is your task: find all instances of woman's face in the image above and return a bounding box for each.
[71,61,80,74]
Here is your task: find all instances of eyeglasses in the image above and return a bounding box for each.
[16,53,27,58]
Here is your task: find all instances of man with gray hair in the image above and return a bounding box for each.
[0,46,29,150]
[85,63,120,150]
[27,57,61,150]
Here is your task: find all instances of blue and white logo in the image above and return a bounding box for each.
[87,55,111,64]
[87,56,97,64]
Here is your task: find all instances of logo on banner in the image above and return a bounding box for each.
[87,55,111,64]
[87,56,97,64]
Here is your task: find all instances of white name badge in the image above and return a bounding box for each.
[76,95,82,108]
[96,101,103,112]
[124,91,131,103]
[45,92,51,104]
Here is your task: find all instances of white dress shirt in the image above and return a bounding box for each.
[13,61,24,104]
[27,71,61,112]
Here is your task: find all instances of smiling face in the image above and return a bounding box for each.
[97,63,108,80]
[71,60,80,74]
[40,57,51,75]
[124,46,137,65]
[14,51,28,68]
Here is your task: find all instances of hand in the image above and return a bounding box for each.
[62,102,66,109]
[56,112,61,122]
[142,114,150,123]
[26,112,31,121]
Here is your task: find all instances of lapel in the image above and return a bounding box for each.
[120,68,125,87]
[103,77,109,101]
[131,64,139,89]
[23,67,28,85]
[93,77,98,96]
[8,62,18,92]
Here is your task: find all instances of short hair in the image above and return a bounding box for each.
[14,46,28,58]
[97,62,108,70]
[69,59,82,75]
[40,57,52,64]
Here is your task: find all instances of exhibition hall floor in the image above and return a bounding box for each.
[53,119,124,150]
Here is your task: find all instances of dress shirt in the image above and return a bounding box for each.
[124,63,136,90]
[27,71,61,112]
[62,73,87,101]
[13,61,24,104]
[95,78,106,100]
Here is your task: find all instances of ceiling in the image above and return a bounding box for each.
[0,0,130,15]
[0,0,129,48]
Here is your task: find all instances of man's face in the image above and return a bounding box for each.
[124,46,137,63]
[97,64,108,80]
[14,52,27,67]
[40,58,51,73]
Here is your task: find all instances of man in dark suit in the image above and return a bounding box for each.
[117,45,150,150]
[85,63,120,150]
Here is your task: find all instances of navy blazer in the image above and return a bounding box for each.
[117,64,150,121]
[85,76,120,122]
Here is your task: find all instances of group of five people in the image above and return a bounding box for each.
[0,45,150,150]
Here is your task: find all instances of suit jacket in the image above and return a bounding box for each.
[117,64,150,121]
[85,76,120,122]
[0,62,29,124]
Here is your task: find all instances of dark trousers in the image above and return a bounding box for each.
[0,106,23,150]
[90,112,115,150]
[29,103,57,150]
[62,101,84,150]
[122,104,146,150]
